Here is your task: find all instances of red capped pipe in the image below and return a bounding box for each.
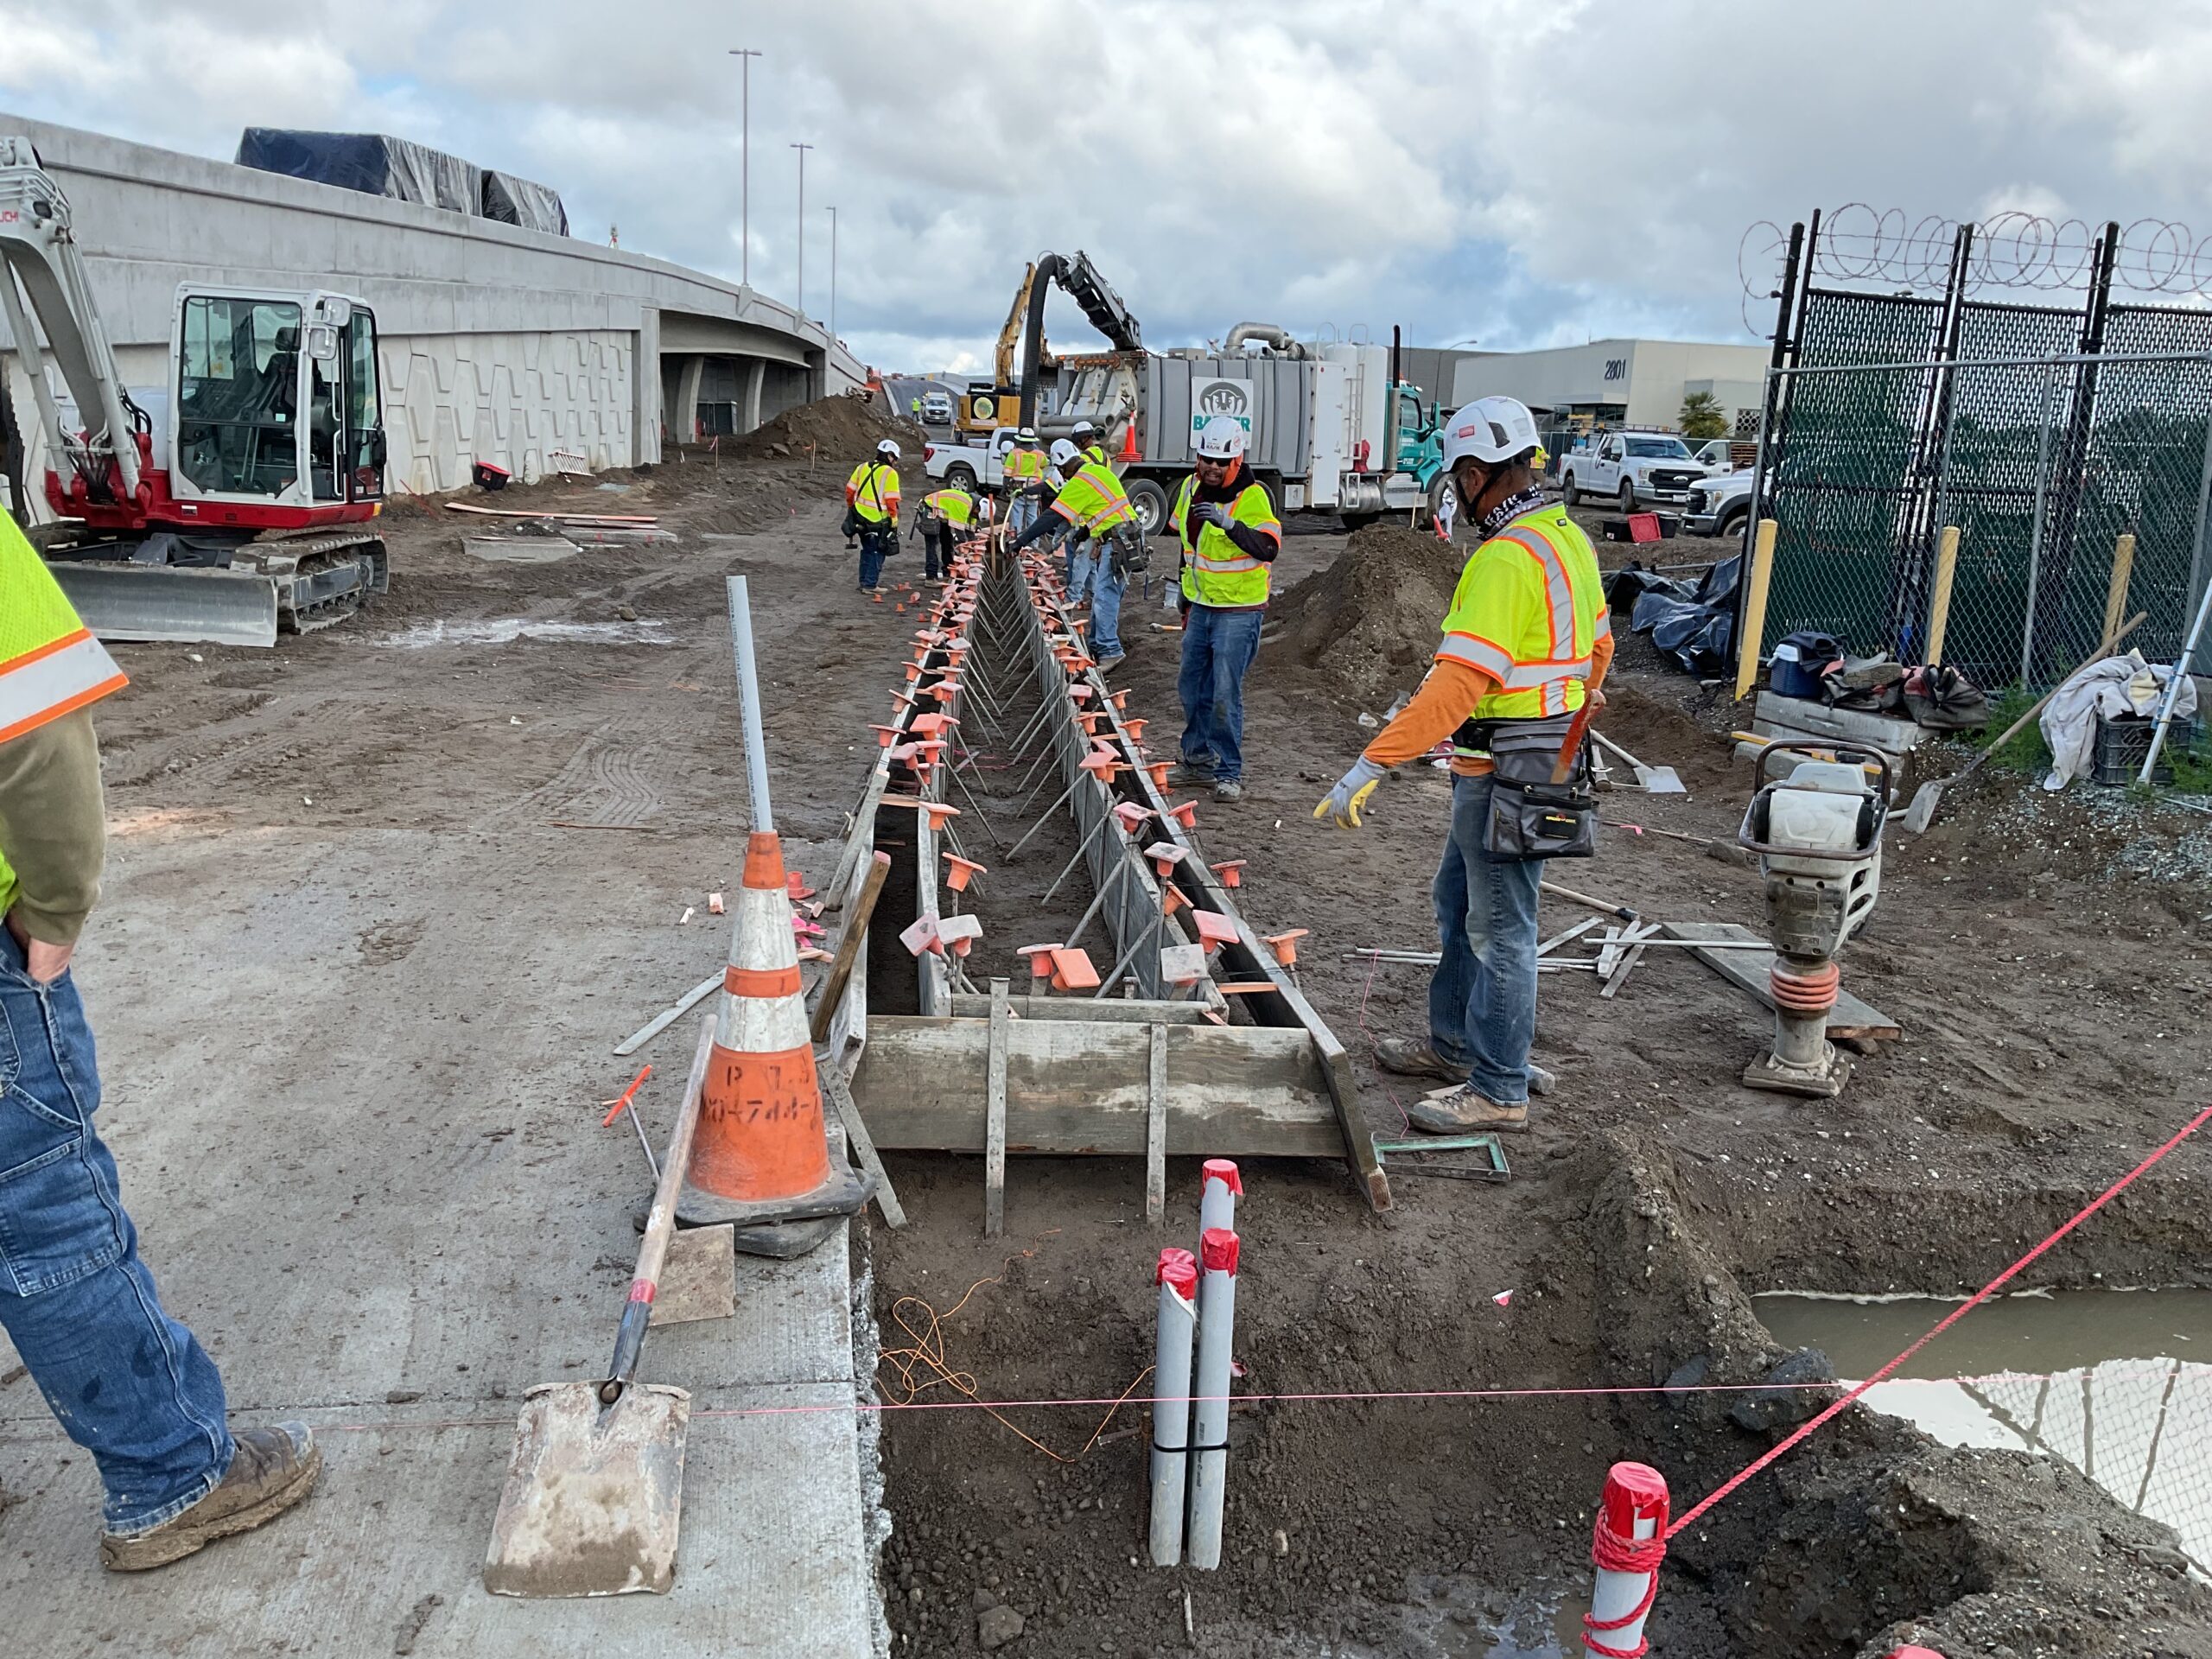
[1200,1159,1242,1236]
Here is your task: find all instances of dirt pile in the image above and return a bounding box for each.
[733,394,928,466]
[1268,523,1465,713]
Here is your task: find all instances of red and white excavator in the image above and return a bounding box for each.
[0,133,388,646]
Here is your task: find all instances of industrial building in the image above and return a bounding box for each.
[1449,337,1770,434]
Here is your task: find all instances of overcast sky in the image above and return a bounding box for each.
[7,0,2211,375]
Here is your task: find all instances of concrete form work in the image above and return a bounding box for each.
[0,113,864,504]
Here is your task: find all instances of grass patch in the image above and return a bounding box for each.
[1969,683,2051,776]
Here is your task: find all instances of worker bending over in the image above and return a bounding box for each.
[1315,397,1611,1134]
[912,481,980,583]
[1001,427,1048,541]
[1166,416,1281,804]
[0,513,320,1569]
[1010,438,1144,671]
[844,440,903,594]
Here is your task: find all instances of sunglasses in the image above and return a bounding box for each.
[1194,453,1235,467]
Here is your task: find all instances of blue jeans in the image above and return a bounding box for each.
[1068,546,1128,657]
[1176,604,1262,782]
[0,928,233,1533]
[1006,494,1039,540]
[856,524,892,590]
[1427,774,1542,1105]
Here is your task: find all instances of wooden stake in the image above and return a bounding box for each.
[1734,518,1779,701]
[984,977,1009,1236]
[1145,1022,1168,1228]
[2101,532,2137,657]
[1924,524,1961,666]
[808,851,893,1045]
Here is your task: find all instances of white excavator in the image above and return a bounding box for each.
[0,133,388,645]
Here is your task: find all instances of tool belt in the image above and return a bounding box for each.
[1457,711,1597,861]
[1105,521,1149,578]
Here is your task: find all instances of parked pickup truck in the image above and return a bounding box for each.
[1559,431,1714,512]
[923,427,1017,491]
[1682,467,1756,537]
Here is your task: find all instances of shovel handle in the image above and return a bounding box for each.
[603,1015,715,1403]
[1548,699,1598,786]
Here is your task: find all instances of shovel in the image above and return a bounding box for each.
[1590,728,1687,793]
[1901,610,2145,835]
[484,1016,715,1598]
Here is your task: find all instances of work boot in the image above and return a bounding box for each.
[101,1424,321,1573]
[1096,651,1126,672]
[1212,779,1243,803]
[1407,1086,1529,1135]
[1373,1036,1470,1084]
[1166,761,1216,788]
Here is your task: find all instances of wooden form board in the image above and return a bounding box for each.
[850,1014,1346,1159]
[945,992,1212,1025]
[1657,921,1901,1040]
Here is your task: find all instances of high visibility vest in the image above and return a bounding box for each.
[1173,473,1281,608]
[1004,447,1045,484]
[924,487,976,527]
[846,461,899,524]
[0,512,128,918]
[1434,504,1609,726]
[1082,443,1109,469]
[1052,461,1137,536]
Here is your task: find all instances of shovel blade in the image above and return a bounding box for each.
[1636,765,1688,795]
[483,1382,690,1598]
[1902,779,1944,835]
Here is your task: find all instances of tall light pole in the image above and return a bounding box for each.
[790,143,814,316]
[826,206,838,341]
[728,48,762,289]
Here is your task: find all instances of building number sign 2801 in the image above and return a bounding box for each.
[1602,358,1628,383]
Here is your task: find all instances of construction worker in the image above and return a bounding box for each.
[1009,438,1143,671]
[1071,419,1110,469]
[909,393,923,424]
[844,439,903,594]
[912,480,979,583]
[0,512,320,1569]
[1001,427,1047,541]
[1166,415,1281,803]
[1314,397,1612,1135]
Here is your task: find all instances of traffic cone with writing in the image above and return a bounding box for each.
[677,828,870,1249]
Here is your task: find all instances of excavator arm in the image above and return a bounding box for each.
[994,262,1036,391]
[1016,251,1141,427]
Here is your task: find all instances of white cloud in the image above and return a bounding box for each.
[6,0,2212,370]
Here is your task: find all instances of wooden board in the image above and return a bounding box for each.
[1658,921,1901,1040]
[442,499,659,526]
[944,993,1212,1025]
[1144,1022,1168,1227]
[984,981,1009,1235]
[851,1014,1345,1158]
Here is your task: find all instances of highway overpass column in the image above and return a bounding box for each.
[742,358,766,434]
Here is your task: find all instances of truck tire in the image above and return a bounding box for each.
[1618,477,1637,512]
[947,464,977,492]
[1562,472,1580,507]
[1719,502,1748,539]
[1340,512,1380,533]
[1126,477,1171,538]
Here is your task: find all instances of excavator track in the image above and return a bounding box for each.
[47,531,389,648]
[251,532,391,635]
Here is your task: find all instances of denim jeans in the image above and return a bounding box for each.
[1176,604,1262,781]
[1006,494,1039,541]
[921,527,944,582]
[0,927,233,1533]
[856,524,892,590]
[1427,773,1543,1105]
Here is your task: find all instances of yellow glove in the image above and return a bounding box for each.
[1313,756,1387,829]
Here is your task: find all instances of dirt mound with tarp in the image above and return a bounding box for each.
[732,395,927,467]
[1269,522,1465,713]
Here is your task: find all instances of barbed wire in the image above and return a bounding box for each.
[1739,205,2212,327]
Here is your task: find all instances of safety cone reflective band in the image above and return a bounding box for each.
[677,830,870,1229]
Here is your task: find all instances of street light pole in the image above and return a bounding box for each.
[790,143,814,316]
[827,206,837,341]
[728,48,761,289]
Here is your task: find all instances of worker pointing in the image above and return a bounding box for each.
[0,512,321,1569]
[1166,415,1281,804]
[1010,438,1145,671]
[844,439,903,596]
[1315,397,1612,1135]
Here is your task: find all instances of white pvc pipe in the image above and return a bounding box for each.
[1199,1159,1241,1237]
[1184,1227,1240,1570]
[1584,1461,1669,1659]
[1147,1248,1198,1567]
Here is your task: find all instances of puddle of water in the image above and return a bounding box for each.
[1758,1288,2212,1570]
[382,618,674,648]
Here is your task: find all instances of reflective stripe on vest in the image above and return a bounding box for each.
[1056,461,1136,533]
[1,516,129,746]
[1174,474,1281,607]
[1435,505,1605,728]
[925,489,976,525]
[849,462,898,523]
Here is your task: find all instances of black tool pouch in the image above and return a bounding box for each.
[1109,523,1150,578]
[1480,715,1597,861]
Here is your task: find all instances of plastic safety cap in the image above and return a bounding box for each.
[1200,1227,1240,1274]
[1156,1248,1198,1298]
[1201,1158,1243,1196]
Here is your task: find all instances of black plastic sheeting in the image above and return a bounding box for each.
[237,130,568,235]
[1607,556,1741,676]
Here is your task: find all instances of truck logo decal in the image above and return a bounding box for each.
[1191,378,1254,441]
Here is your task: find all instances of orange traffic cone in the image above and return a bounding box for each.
[677,829,869,1243]
[1118,418,1138,462]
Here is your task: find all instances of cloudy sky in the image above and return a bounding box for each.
[7,0,2211,374]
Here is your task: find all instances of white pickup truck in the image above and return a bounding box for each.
[923,426,1016,491]
[1559,431,1714,512]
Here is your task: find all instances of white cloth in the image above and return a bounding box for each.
[2039,649,2199,789]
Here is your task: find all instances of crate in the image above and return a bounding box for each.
[2092,713,2199,786]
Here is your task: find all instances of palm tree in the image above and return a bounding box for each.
[1680,391,1728,441]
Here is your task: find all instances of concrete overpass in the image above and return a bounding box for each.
[0,113,869,502]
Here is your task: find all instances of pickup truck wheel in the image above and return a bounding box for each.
[1126,478,1170,537]
[1561,472,1580,507]
[1618,478,1637,512]
[1719,503,1748,539]
[947,464,977,491]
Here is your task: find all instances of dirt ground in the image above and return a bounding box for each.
[30,422,2212,1658]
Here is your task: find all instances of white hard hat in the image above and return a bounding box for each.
[1071,419,1097,440]
[1016,426,1038,443]
[1195,416,1248,461]
[1047,438,1082,472]
[1440,397,1540,468]
[877,438,902,461]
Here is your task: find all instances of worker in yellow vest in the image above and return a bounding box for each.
[843,439,903,594]
[1071,420,1111,470]
[1163,416,1281,803]
[0,514,321,1569]
[1010,439,1145,671]
[912,482,979,583]
[1314,397,1613,1135]
[1001,428,1048,541]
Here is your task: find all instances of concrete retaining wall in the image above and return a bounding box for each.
[1,112,867,506]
